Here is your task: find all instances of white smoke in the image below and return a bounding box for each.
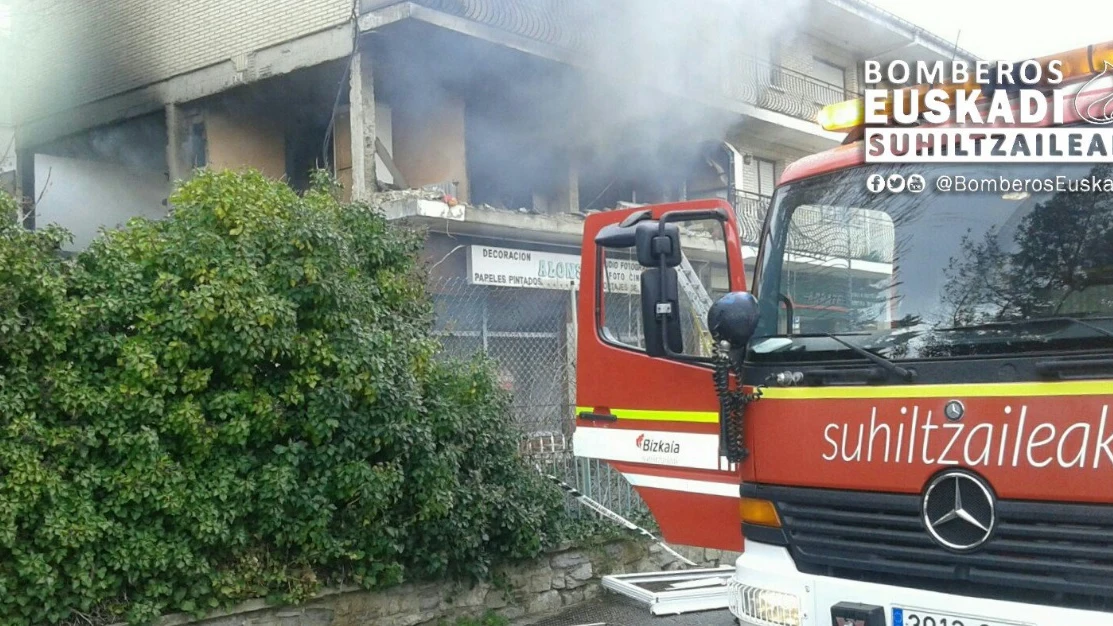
[398,0,817,208]
[564,0,814,156]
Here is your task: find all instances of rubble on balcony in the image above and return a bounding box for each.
[365,180,768,256]
[369,186,467,221]
[451,202,587,242]
[370,183,589,242]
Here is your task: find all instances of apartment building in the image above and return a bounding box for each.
[10,0,972,239]
[0,2,13,193]
[8,0,974,467]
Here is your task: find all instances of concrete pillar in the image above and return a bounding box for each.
[165,103,190,185]
[547,153,580,213]
[567,156,580,212]
[15,148,33,229]
[348,47,377,202]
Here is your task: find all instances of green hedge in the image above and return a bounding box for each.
[0,172,565,625]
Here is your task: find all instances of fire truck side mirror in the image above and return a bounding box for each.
[641,267,683,357]
[634,221,681,268]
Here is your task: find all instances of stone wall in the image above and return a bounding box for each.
[130,540,740,626]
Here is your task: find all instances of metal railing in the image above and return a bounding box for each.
[769,61,854,107]
[734,191,771,246]
[786,205,895,264]
[730,56,858,123]
[728,193,895,267]
[733,191,896,264]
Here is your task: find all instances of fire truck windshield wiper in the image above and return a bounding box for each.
[935,316,1113,339]
[798,333,917,382]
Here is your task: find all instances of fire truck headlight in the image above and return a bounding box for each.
[728,581,801,626]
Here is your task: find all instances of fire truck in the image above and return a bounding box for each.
[574,42,1113,626]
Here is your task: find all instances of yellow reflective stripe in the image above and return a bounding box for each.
[578,381,1111,419]
[758,380,1113,400]
[575,406,719,423]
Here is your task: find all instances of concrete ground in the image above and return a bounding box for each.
[516,593,738,626]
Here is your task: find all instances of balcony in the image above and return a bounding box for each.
[363,0,863,126]
[734,191,771,246]
[732,191,895,266]
[729,56,858,124]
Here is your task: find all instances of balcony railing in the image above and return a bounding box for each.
[734,191,771,245]
[729,56,858,123]
[733,191,895,264]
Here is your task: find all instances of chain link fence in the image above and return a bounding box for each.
[428,275,648,520]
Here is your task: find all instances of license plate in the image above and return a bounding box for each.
[892,606,1029,626]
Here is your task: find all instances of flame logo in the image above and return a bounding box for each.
[635,434,644,448]
[1075,61,1113,125]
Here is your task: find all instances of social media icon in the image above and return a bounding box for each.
[886,173,906,193]
[867,174,885,193]
[906,174,925,193]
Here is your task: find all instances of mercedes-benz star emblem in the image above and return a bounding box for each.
[944,400,965,421]
[922,471,995,551]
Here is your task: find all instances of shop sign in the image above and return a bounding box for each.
[467,245,640,293]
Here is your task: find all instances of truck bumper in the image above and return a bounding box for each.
[727,542,1113,626]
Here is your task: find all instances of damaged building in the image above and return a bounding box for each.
[7,0,973,507]
[0,3,13,194]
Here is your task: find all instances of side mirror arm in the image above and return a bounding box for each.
[658,254,684,359]
[653,208,730,359]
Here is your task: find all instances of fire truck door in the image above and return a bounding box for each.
[573,199,751,551]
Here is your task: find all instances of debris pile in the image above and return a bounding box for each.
[368,186,446,206]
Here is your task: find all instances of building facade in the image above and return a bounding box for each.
[8,0,975,514]
[0,1,14,193]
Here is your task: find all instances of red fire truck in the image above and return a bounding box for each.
[574,43,1113,626]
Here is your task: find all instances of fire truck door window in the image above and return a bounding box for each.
[779,204,895,336]
[598,217,731,359]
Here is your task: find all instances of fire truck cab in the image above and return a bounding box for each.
[574,43,1113,626]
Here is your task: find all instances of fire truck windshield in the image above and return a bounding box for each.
[748,162,1113,367]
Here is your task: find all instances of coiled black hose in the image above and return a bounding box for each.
[713,348,762,462]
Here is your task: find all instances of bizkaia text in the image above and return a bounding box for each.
[823,405,1112,470]
[635,434,681,454]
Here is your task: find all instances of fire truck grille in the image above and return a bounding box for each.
[748,483,1113,613]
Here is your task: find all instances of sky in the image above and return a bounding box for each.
[866,0,1113,61]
